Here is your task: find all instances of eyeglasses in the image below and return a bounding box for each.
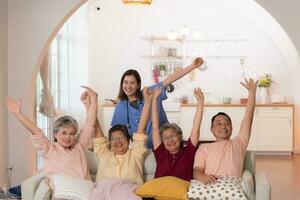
[110,135,127,142]
[162,134,178,142]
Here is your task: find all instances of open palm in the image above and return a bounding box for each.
[6,97,22,115]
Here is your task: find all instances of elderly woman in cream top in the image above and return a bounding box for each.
[92,87,153,185]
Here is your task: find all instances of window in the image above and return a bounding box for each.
[36,4,88,170]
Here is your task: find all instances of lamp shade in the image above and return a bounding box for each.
[122,0,153,5]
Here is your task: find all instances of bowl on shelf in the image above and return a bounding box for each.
[240,98,248,104]
[223,97,232,104]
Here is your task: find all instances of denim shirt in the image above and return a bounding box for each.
[111,82,169,148]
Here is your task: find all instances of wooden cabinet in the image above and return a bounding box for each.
[256,107,293,152]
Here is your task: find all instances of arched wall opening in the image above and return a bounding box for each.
[7,0,300,185]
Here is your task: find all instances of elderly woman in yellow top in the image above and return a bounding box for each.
[92,87,152,185]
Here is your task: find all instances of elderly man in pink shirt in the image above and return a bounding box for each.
[193,79,257,185]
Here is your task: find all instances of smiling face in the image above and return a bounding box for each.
[122,75,140,101]
[109,130,130,155]
[54,125,77,149]
[211,114,233,141]
[161,128,182,154]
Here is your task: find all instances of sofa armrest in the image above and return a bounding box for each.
[255,171,271,200]
[21,172,47,200]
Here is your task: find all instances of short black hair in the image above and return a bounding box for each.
[108,124,131,142]
[211,112,232,127]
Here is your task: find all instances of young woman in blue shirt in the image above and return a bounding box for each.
[111,57,204,148]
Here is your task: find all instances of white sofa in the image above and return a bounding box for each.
[21,150,270,200]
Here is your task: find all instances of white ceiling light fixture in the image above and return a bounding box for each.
[122,0,153,5]
[167,30,177,40]
[181,25,190,37]
[193,28,203,40]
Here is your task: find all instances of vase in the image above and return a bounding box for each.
[260,87,270,104]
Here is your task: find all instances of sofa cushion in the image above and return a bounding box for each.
[143,151,156,181]
[33,179,51,200]
[135,176,190,200]
[187,176,247,200]
[52,175,94,200]
[241,170,255,200]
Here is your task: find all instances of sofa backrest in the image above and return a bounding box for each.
[86,150,255,181]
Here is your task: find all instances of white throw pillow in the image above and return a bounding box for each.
[188,176,247,200]
[241,170,255,200]
[52,175,94,200]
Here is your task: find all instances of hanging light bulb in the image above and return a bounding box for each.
[122,0,152,5]
[181,25,190,37]
[193,29,202,40]
[167,30,177,40]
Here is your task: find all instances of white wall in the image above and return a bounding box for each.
[89,0,296,104]
[7,0,85,186]
[89,0,300,153]
[0,0,8,186]
[255,0,300,153]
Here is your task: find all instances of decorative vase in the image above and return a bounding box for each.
[260,87,270,104]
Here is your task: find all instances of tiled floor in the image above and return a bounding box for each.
[256,154,300,200]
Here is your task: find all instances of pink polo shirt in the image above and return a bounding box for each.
[31,125,95,186]
[193,135,247,177]
[153,138,197,181]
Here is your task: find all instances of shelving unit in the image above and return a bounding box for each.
[141,36,248,82]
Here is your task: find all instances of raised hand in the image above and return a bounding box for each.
[153,87,162,100]
[6,97,22,115]
[80,91,91,109]
[193,87,204,105]
[81,86,98,108]
[192,57,204,69]
[240,78,258,92]
[143,87,153,103]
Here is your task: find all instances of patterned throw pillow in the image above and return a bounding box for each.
[187,176,247,200]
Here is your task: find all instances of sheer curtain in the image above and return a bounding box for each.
[58,4,89,127]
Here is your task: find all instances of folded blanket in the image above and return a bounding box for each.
[89,178,142,200]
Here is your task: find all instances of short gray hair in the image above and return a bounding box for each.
[159,123,183,137]
[53,116,78,141]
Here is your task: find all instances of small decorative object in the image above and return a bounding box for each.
[258,74,273,88]
[159,64,166,77]
[180,95,188,104]
[223,97,232,104]
[122,0,152,5]
[258,74,273,104]
[240,98,248,104]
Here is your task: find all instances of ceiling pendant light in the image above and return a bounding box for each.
[167,30,177,40]
[122,0,153,5]
[181,25,190,37]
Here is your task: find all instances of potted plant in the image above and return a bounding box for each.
[258,74,273,104]
[159,64,166,76]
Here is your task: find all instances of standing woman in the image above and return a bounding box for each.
[111,57,204,148]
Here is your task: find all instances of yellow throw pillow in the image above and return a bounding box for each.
[135,176,190,200]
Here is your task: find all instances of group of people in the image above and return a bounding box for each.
[6,56,258,199]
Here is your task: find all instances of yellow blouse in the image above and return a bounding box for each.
[92,133,148,185]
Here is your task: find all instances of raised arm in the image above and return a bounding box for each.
[190,88,204,146]
[137,87,152,134]
[81,86,98,128]
[151,88,162,150]
[6,97,41,135]
[238,79,258,142]
[79,86,98,147]
[162,57,204,87]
